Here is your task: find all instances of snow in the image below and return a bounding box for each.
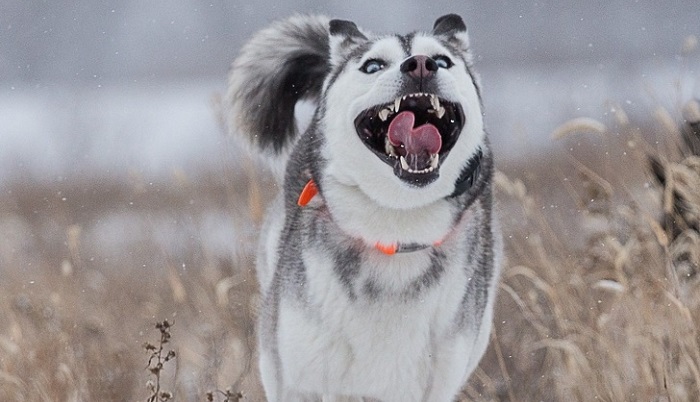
[0,81,230,184]
[1,61,697,186]
[0,0,699,186]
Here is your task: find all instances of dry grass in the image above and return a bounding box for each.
[1,100,699,401]
[466,100,700,402]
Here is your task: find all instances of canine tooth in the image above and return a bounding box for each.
[400,155,409,171]
[436,105,446,119]
[378,108,390,121]
[385,136,397,156]
[394,97,402,112]
[430,154,439,169]
[430,94,440,110]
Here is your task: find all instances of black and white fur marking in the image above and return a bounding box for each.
[226,14,501,402]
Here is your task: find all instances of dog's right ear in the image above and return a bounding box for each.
[329,19,368,67]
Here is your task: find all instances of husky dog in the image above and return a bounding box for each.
[226,14,501,402]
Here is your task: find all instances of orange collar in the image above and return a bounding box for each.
[297,178,450,256]
[297,179,319,207]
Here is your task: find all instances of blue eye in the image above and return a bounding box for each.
[434,55,453,69]
[360,59,386,74]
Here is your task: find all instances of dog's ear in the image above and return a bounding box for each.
[329,19,368,67]
[432,14,469,51]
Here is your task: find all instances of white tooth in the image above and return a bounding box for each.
[394,97,402,112]
[430,154,439,169]
[385,136,397,156]
[430,94,440,110]
[378,108,390,121]
[436,105,446,119]
[400,155,409,171]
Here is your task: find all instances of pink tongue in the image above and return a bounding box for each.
[387,111,442,155]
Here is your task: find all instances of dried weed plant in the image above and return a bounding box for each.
[144,320,177,401]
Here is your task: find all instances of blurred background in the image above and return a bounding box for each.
[1,2,700,400]
[2,0,698,184]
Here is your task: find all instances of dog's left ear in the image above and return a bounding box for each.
[329,19,368,67]
[432,14,470,51]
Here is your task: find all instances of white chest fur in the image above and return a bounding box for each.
[275,241,474,401]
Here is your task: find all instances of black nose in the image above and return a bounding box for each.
[400,55,438,79]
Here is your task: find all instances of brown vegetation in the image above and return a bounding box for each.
[0,101,698,401]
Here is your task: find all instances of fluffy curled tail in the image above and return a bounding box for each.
[225,15,331,176]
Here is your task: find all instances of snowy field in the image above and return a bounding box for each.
[2,0,699,187]
[1,61,698,186]
[1,49,697,262]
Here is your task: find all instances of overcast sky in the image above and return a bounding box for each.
[2,0,698,83]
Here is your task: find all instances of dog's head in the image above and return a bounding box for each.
[320,14,485,209]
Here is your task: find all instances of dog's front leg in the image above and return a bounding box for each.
[419,337,474,402]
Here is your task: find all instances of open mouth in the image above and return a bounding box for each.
[354,93,465,186]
